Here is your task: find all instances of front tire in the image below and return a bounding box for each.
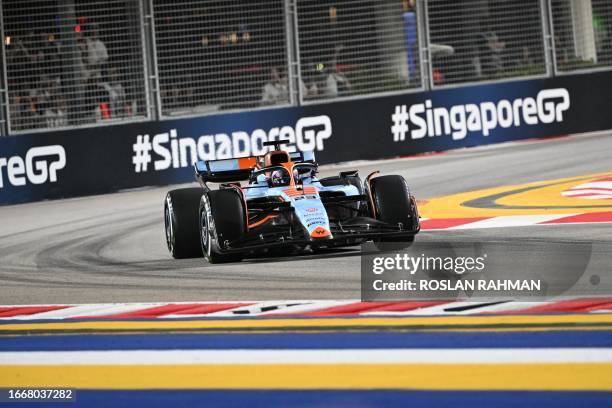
[200,189,246,263]
[165,188,204,259]
[370,175,418,248]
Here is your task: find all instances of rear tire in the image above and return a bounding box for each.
[200,189,246,263]
[370,175,417,248]
[164,188,204,259]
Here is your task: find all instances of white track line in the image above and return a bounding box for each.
[1,349,611,365]
[256,300,355,316]
[364,301,487,316]
[460,301,553,314]
[203,301,317,317]
[451,215,573,229]
[362,301,553,316]
[1,303,163,320]
[563,189,612,196]
[1,298,607,319]
[160,302,351,319]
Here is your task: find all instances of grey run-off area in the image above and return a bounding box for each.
[0,132,611,304]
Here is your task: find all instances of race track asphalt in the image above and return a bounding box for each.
[0,132,611,304]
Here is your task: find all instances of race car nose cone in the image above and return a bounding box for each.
[310,226,331,239]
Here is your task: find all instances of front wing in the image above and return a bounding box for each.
[219,216,420,253]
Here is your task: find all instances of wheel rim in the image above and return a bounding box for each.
[200,207,209,255]
[164,204,174,252]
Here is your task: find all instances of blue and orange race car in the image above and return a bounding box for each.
[164,140,420,263]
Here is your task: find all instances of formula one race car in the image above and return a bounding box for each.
[164,140,420,263]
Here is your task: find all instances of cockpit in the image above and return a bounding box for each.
[252,163,317,188]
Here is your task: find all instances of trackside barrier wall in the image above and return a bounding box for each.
[1,71,611,205]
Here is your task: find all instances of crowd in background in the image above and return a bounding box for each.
[5,21,132,131]
[261,45,352,106]
[1,0,611,133]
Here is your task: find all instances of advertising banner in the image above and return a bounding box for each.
[1,71,611,205]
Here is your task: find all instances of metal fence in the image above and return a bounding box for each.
[295,0,423,103]
[1,0,148,134]
[152,0,289,117]
[551,0,612,73]
[427,0,548,86]
[1,0,611,135]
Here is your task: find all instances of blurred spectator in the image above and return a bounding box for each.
[261,67,288,105]
[101,67,127,118]
[300,78,318,100]
[44,87,68,129]
[24,75,54,129]
[45,104,68,128]
[7,32,49,131]
[75,30,91,82]
[299,60,320,100]
[40,32,62,81]
[518,46,535,67]
[476,28,506,78]
[84,23,108,80]
[13,32,42,94]
[324,46,352,98]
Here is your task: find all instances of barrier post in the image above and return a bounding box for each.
[285,0,299,106]
[417,0,432,91]
[142,0,161,121]
[541,0,556,77]
[0,1,9,136]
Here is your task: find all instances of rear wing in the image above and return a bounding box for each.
[194,151,316,183]
[195,157,257,183]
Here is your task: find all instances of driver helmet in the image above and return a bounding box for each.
[270,169,287,187]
